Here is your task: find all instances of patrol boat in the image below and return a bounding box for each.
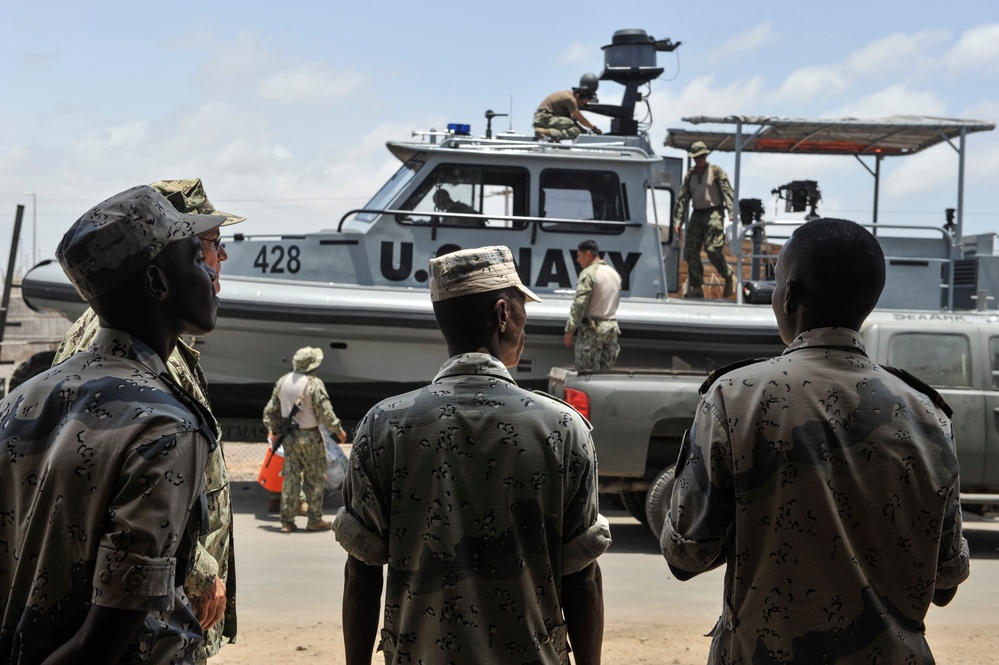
[19,29,997,424]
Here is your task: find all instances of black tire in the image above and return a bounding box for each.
[645,465,676,540]
[9,350,57,390]
[620,491,649,525]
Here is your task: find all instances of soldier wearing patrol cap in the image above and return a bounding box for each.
[662,218,969,663]
[672,140,737,299]
[50,177,243,664]
[0,185,222,664]
[263,346,347,534]
[334,245,611,665]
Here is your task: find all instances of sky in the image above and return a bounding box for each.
[2,0,999,276]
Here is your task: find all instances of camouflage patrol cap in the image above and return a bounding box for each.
[429,245,541,303]
[688,141,710,158]
[56,185,226,301]
[149,178,245,226]
[293,346,324,372]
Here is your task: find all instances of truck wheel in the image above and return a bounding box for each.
[620,491,649,526]
[8,350,57,390]
[645,465,676,540]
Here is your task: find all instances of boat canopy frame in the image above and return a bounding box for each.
[664,115,995,243]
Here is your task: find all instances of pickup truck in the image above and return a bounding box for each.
[548,312,999,537]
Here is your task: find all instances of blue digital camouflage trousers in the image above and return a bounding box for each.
[684,207,733,288]
[281,427,326,526]
[533,110,581,141]
[575,319,620,371]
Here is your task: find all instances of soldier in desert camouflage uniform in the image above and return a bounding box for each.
[1,185,222,663]
[52,178,241,663]
[263,347,347,533]
[662,218,969,664]
[564,239,622,372]
[334,245,611,665]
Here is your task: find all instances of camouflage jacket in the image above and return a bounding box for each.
[662,327,970,663]
[1,329,216,664]
[334,353,611,664]
[52,308,237,658]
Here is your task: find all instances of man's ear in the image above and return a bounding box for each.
[142,263,170,302]
[494,296,510,333]
[783,279,799,314]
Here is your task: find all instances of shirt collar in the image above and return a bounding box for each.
[783,327,867,355]
[433,352,516,384]
[92,327,172,375]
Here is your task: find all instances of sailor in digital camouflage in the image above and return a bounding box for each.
[662,218,969,664]
[50,178,243,663]
[0,185,223,664]
[263,346,347,533]
[334,245,611,665]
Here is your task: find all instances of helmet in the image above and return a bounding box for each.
[573,73,599,100]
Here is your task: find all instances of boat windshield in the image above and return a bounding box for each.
[355,158,424,223]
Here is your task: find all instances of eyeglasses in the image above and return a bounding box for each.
[199,233,223,251]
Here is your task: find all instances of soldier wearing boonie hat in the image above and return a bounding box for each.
[672,139,737,300]
[51,180,242,663]
[1,183,223,663]
[334,245,610,664]
[429,245,540,303]
[263,345,347,534]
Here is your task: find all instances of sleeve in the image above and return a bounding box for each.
[716,165,734,215]
[92,430,209,611]
[262,377,284,434]
[333,409,390,565]
[660,389,734,575]
[936,421,971,589]
[672,171,691,226]
[560,409,612,574]
[565,267,595,333]
[310,378,344,436]
[183,541,219,597]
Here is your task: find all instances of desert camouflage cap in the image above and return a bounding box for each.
[429,245,541,303]
[149,178,246,226]
[688,141,711,158]
[293,346,324,372]
[56,185,226,301]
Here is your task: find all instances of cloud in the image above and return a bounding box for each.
[943,23,999,74]
[775,30,949,103]
[709,24,774,62]
[828,85,947,118]
[257,63,365,104]
[558,42,592,65]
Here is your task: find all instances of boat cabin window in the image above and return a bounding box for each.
[538,169,626,235]
[887,332,972,388]
[396,164,528,230]
[356,158,425,223]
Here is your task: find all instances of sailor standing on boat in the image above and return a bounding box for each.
[533,76,603,141]
[673,141,736,299]
[564,239,622,372]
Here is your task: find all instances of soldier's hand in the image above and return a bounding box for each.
[338,429,348,444]
[267,431,277,445]
[564,332,575,349]
[591,127,602,135]
[191,576,227,630]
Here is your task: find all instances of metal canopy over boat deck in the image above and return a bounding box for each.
[664,115,995,240]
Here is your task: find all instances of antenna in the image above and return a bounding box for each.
[484,109,509,139]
